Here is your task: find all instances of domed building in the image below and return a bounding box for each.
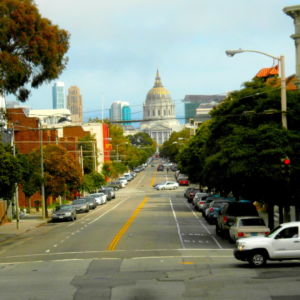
[140,69,180,145]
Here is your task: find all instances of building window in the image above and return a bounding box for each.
[148,111,150,116]
[158,110,160,116]
[153,110,155,116]
[169,110,171,115]
[164,110,166,115]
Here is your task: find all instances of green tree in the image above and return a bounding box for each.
[31,144,83,217]
[0,142,20,199]
[0,0,70,101]
[82,171,106,193]
[18,152,41,212]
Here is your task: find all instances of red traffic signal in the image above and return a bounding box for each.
[284,159,290,165]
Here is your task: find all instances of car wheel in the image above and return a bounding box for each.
[173,187,176,190]
[248,251,267,267]
[114,188,119,191]
[75,215,77,220]
[162,187,165,190]
[70,216,74,222]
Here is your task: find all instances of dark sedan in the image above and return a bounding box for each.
[71,199,90,213]
[52,205,76,222]
[84,197,97,209]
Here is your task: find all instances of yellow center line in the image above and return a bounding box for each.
[108,196,149,251]
[150,170,157,187]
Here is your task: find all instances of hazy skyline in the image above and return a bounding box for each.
[6,0,300,124]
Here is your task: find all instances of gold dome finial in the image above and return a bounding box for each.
[154,68,163,88]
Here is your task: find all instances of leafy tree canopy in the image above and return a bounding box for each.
[0,0,70,101]
[0,142,20,199]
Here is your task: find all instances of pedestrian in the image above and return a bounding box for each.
[167,167,169,173]
[76,192,79,199]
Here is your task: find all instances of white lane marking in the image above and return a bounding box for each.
[68,223,75,227]
[53,245,57,247]
[211,236,222,249]
[66,236,69,239]
[46,250,50,253]
[134,175,145,188]
[76,230,80,233]
[169,197,185,249]
[0,256,238,265]
[88,197,129,225]
[71,233,75,235]
[81,228,84,230]
[182,199,223,249]
[3,248,232,258]
[60,240,64,243]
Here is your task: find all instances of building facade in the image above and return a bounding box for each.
[52,82,65,109]
[140,69,181,145]
[109,101,131,124]
[67,86,83,123]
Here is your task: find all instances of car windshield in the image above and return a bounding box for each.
[73,200,86,205]
[86,198,94,203]
[54,205,71,211]
[239,218,266,226]
[181,178,188,180]
[212,202,228,207]
[91,193,104,197]
[119,177,126,180]
[266,226,282,238]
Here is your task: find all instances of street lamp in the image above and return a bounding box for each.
[225,49,287,129]
[117,142,128,161]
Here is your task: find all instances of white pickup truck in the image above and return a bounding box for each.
[234,221,300,267]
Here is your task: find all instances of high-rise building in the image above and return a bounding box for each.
[109,101,131,124]
[52,82,65,109]
[67,86,83,123]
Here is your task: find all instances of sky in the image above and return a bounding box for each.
[6,0,300,126]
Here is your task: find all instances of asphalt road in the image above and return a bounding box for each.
[0,160,300,299]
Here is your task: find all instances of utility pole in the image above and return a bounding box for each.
[93,141,97,172]
[40,122,46,220]
[102,92,104,123]
[80,146,84,175]
[12,124,20,229]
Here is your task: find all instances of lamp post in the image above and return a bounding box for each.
[225,49,287,129]
[117,142,128,162]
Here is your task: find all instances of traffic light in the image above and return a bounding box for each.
[281,157,291,180]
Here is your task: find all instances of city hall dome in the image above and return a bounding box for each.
[145,69,172,104]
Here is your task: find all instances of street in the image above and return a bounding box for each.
[0,163,299,300]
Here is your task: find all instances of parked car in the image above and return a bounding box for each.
[229,216,270,243]
[194,195,209,212]
[105,181,122,190]
[178,177,189,186]
[174,170,180,178]
[187,188,201,203]
[170,165,178,172]
[176,174,187,182]
[71,199,90,213]
[234,221,300,267]
[192,192,208,206]
[119,177,128,185]
[184,187,195,199]
[130,172,136,178]
[216,202,259,238]
[202,197,220,218]
[205,200,231,225]
[102,187,115,199]
[124,173,133,181]
[133,167,142,173]
[84,197,97,210]
[157,165,164,171]
[151,164,156,167]
[89,193,106,205]
[156,181,179,190]
[52,205,76,222]
[98,189,112,201]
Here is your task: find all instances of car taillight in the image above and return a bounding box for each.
[200,201,204,204]
[264,232,270,236]
[190,193,194,196]
[238,232,244,237]
[223,216,227,222]
[210,207,214,212]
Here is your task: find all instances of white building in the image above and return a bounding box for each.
[139,69,182,145]
[52,82,65,109]
[29,109,71,125]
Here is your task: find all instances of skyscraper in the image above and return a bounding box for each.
[52,82,65,109]
[67,86,83,123]
[109,101,131,124]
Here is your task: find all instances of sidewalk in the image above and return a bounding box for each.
[0,211,50,243]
